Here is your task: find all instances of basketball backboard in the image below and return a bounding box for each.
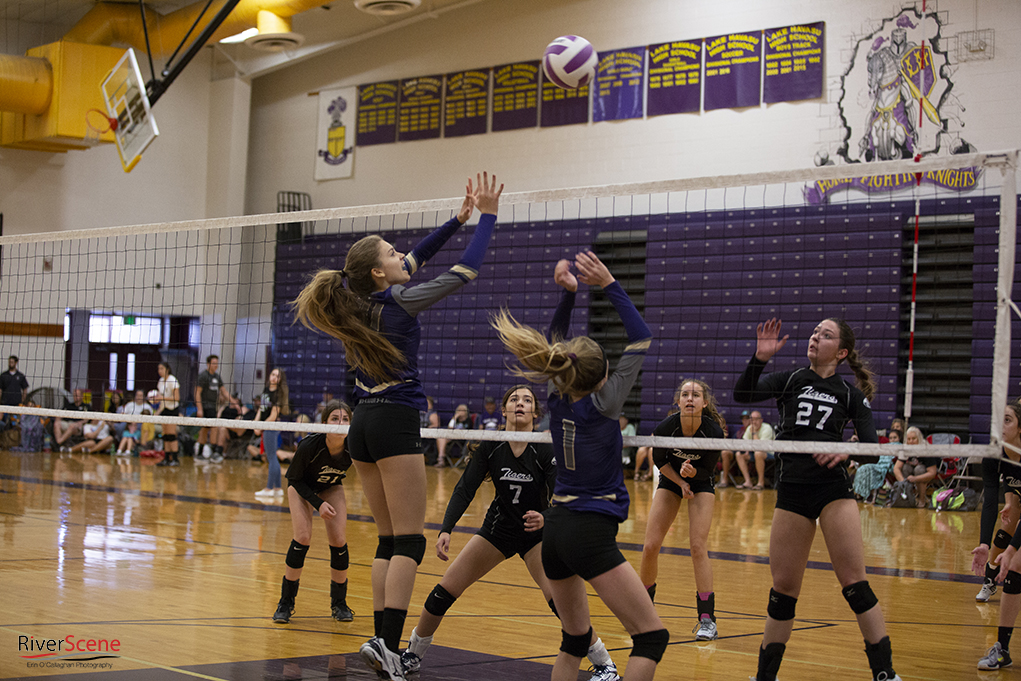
[101,48,159,172]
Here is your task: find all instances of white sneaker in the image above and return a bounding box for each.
[360,636,406,680]
[193,442,201,457]
[693,617,718,641]
[587,663,620,681]
[202,444,213,459]
[254,488,273,497]
[977,581,997,602]
[273,488,285,496]
[400,651,421,675]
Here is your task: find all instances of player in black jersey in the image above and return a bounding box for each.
[401,385,619,680]
[734,318,900,681]
[271,400,355,625]
[492,252,668,681]
[974,400,1021,670]
[639,378,725,641]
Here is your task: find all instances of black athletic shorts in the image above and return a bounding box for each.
[200,404,217,420]
[478,521,543,560]
[162,407,180,417]
[349,401,423,463]
[775,477,855,520]
[542,505,626,581]
[658,472,715,497]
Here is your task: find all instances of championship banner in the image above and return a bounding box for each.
[593,47,645,122]
[704,31,762,110]
[356,81,398,147]
[445,69,489,138]
[540,74,590,128]
[492,61,540,132]
[804,167,981,204]
[763,22,825,103]
[647,40,702,116]
[398,75,442,142]
[315,86,356,180]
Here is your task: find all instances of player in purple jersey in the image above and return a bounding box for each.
[292,173,502,681]
[402,384,619,679]
[271,400,354,624]
[735,318,899,681]
[492,252,668,681]
[639,378,725,641]
[974,400,1021,670]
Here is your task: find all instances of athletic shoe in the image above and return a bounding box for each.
[360,637,406,680]
[693,618,718,641]
[978,642,1012,670]
[254,488,274,497]
[273,488,285,497]
[977,581,997,602]
[211,453,224,463]
[169,459,180,467]
[401,651,421,675]
[873,674,902,681]
[331,603,354,622]
[194,442,201,457]
[272,600,294,623]
[587,663,621,681]
[202,444,213,459]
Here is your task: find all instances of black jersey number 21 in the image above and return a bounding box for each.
[795,401,833,430]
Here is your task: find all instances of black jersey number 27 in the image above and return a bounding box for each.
[795,401,833,430]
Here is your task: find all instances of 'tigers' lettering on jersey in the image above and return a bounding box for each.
[798,386,838,404]
[670,448,701,462]
[499,468,534,482]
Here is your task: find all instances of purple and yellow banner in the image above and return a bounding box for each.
[398,75,442,141]
[704,31,762,111]
[444,69,489,138]
[492,61,540,132]
[593,47,645,122]
[540,75,590,128]
[763,22,824,103]
[356,81,398,146]
[647,40,702,116]
[804,167,981,204]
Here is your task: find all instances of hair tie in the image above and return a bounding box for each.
[567,353,577,361]
[339,269,348,279]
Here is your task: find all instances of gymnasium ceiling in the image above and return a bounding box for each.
[0,0,483,77]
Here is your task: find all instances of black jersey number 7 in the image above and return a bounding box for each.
[795,401,833,430]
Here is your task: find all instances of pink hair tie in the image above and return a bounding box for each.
[568,353,577,360]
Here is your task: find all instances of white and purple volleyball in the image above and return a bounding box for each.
[542,35,597,89]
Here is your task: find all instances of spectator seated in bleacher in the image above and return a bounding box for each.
[54,388,88,449]
[893,426,937,508]
[215,393,258,461]
[69,419,114,454]
[435,403,474,468]
[476,396,503,431]
[275,414,312,463]
[718,410,750,487]
[115,390,154,456]
[736,410,774,490]
[853,428,901,502]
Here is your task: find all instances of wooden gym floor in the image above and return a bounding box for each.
[0,449,999,680]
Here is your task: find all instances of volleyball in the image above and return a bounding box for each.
[542,35,597,89]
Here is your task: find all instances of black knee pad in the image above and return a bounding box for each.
[162,434,177,443]
[560,627,592,658]
[285,540,309,569]
[842,581,879,615]
[393,534,427,565]
[424,584,456,617]
[330,544,349,571]
[375,536,394,561]
[995,529,1014,550]
[548,598,559,618]
[630,628,669,663]
[1005,571,1021,595]
[767,588,797,621]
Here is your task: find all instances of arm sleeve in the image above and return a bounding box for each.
[603,281,652,343]
[440,443,491,534]
[733,355,777,403]
[285,443,326,510]
[592,283,651,419]
[290,480,326,511]
[980,457,1001,546]
[651,418,673,470]
[541,445,557,507]
[403,217,463,275]
[549,289,576,339]
[849,389,879,444]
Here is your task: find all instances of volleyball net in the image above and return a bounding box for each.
[0,150,1016,464]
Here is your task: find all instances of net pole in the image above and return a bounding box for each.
[991,151,1019,447]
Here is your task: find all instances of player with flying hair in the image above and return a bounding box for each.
[402,383,620,680]
[271,400,355,625]
[638,377,725,641]
[734,317,900,681]
[292,172,502,681]
[492,252,669,681]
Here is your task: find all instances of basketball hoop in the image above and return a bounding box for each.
[84,108,117,148]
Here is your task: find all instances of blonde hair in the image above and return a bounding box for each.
[674,378,726,430]
[291,235,405,384]
[491,309,606,396]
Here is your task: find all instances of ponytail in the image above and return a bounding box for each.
[829,318,876,402]
[491,309,606,397]
[292,235,405,384]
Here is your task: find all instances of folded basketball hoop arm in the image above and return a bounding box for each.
[140,0,242,107]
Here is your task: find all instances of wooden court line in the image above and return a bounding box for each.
[0,472,983,585]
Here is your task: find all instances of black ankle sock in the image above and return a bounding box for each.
[864,636,895,680]
[373,610,383,637]
[382,608,408,653]
[756,642,785,681]
[999,626,1014,650]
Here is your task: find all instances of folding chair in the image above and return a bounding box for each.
[927,432,965,489]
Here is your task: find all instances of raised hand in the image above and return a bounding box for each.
[457,179,474,224]
[473,171,503,215]
[755,318,789,362]
[554,259,578,292]
[574,251,614,288]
